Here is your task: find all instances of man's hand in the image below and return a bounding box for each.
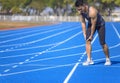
[88,7,97,41]
[87,35,93,41]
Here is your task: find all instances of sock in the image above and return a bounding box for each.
[106,58,110,61]
[87,58,91,61]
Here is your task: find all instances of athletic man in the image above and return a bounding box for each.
[75,0,111,65]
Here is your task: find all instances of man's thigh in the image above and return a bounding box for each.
[97,26,106,45]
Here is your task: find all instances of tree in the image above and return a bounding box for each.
[0,0,32,14]
[0,0,119,15]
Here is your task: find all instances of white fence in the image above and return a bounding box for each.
[0,15,120,22]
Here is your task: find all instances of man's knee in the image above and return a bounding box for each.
[86,40,91,45]
[101,43,107,48]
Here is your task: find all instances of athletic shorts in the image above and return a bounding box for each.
[86,24,106,45]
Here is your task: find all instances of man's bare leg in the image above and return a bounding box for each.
[86,40,92,61]
[82,40,94,65]
[102,44,111,65]
[102,44,110,58]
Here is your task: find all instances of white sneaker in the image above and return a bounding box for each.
[82,60,94,66]
[104,59,111,66]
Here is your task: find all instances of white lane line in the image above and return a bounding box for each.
[19,62,24,65]
[0,27,79,48]
[0,22,63,37]
[112,23,120,39]
[1,63,76,77]
[47,44,85,53]
[0,23,62,38]
[0,24,79,44]
[63,23,120,83]
[18,64,54,67]
[4,69,10,73]
[0,53,83,67]
[0,26,80,53]
[12,65,18,68]
[0,52,38,59]
[30,57,34,59]
[1,31,82,75]
[0,24,69,42]
[35,55,39,57]
[1,54,120,77]
[63,34,98,83]
[0,42,119,67]
[0,44,85,58]
[0,26,80,54]
[25,26,80,44]
[25,59,30,62]
[0,22,73,36]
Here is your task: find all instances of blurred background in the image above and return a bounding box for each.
[0,0,120,22]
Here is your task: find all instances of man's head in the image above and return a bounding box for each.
[75,0,83,7]
[75,0,86,13]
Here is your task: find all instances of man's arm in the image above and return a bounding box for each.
[80,14,86,39]
[88,7,97,41]
[90,16,97,37]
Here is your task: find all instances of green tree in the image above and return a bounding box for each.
[28,0,65,10]
[0,0,32,14]
[0,0,119,15]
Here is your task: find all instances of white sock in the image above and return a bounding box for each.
[106,58,110,61]
[87,58,91,61]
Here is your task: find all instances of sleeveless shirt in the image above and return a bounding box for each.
[81,6,105,27]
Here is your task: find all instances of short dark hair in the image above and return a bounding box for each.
[75,0,83,7]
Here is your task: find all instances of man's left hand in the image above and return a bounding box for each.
[87,35,93,41]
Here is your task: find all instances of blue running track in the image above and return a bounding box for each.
[0,22,120,83]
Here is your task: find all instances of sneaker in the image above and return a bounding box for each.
[82,60,94,66]
[104,59,111,66]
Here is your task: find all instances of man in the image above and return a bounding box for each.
[75,0,111,66]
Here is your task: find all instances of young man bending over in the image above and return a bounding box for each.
[75,0,111,66]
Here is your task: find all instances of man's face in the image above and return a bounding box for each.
[76,5,85,13]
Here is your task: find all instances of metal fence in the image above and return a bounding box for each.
[0,15,120,22]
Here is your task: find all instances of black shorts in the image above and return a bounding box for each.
[86,25,106,45]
